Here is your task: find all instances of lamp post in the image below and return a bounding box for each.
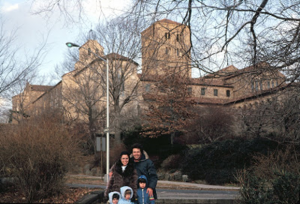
[66,42,110,182]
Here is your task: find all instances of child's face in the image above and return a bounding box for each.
[139,182,146,189]
[112,198,119,204]
[125,194,131,200]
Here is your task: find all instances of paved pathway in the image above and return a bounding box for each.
[67,175,241,201]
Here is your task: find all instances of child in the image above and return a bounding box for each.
[118,186,135,204]
[108,191,121,204]
[137,175,155,204]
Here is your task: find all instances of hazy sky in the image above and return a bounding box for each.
[0,0,131,84]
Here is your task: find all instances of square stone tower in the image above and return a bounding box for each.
[141,19,191,78]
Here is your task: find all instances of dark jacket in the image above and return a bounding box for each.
[105,159,138,198]
[137,175,155,204]
[132,151,158,199]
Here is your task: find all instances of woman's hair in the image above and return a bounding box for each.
[119,151,130,159]
[115,151,134,176]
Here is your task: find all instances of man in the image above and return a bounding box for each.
[131,143,158,199]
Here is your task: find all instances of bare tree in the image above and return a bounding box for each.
[239,84,300,144]
[0,21,45,98]
[186,106,236,144]
[128,1,300,79]
[142,74,195,144]
[28,1,300,82]
[60,58,106,153]
[91,18,143,144]
[58,18,143,145]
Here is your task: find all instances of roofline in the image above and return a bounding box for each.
[73,54,139,77]
[224,84,289,106]
[141,18,188,35]
[31,81,62,104]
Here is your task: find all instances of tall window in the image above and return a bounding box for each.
[145,84,150,92]
[214,89,218,96]
[187,87,192,96]
[176,48,180,56]
[226,90,230,97]
[176,33,180,42]
[201,88,205,95]
[165,32,170,39]
[267,81,270,89]
[165,47,170,55]
[260,80,263,90]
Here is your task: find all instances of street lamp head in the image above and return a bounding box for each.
[66,42,80,48]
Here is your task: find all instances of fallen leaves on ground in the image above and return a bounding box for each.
[0,185,101,203]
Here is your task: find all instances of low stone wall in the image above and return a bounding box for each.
[157,171,189,182]
[72,165,104,177]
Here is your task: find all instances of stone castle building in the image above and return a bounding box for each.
[12,19,287,132]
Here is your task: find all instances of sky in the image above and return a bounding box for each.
[0,0,131,85]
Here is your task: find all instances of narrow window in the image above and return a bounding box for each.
[226,90,230,97]
[165,32,170,39]
[255,81,259,91]
[121,82,125,92]
[272,81,274,88]
[187,87,192,96]
[201,88,205,95]
[88,48,91,55]
[267,81,270,89]
[176,34,180,42]
[276,80,278,86]
[176,48,182,57]
[214,89,218,96]
[251,81,254,92]
[145,84,150,92]
[165,47,170,55]
[260,80,263,90]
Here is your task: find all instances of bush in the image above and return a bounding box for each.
[237,171,274,204]
[181,138,281,185]
[161,154,183,170]
[237,148,300,203]
[0,115,82,202]
[238,171,300,204]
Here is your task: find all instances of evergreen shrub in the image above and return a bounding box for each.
[182,138,280,184]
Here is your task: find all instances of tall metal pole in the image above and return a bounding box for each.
[106,59,110,183]
[66,42,110,183]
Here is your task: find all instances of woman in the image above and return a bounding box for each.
[105,151,138,201]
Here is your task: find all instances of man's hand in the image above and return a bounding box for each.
[146,188,153,197]
[109,171,113,178]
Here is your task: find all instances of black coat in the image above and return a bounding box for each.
[105,159,138,198]
[133,151,158,199]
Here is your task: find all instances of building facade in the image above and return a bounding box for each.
[12,19,287,132]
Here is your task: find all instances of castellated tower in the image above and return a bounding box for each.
[141,19,191,78]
